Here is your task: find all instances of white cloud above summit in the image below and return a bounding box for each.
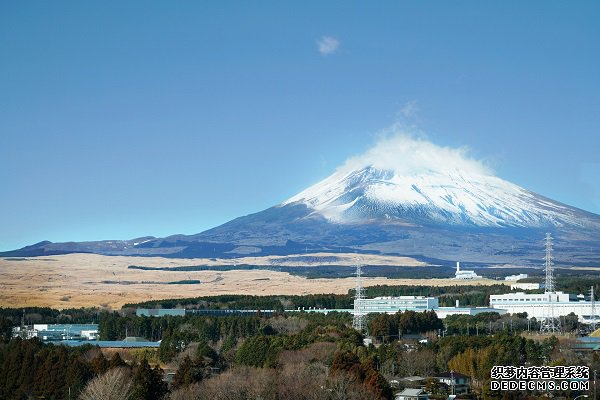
[341,134,494,178]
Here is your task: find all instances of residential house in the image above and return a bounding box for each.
[432,372,470,395]
[395,388,429,400]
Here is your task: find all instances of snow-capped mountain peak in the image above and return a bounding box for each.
[283,137,583,228]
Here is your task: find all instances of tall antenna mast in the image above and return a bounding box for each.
[352,258,366,332]
[540,233,561,333]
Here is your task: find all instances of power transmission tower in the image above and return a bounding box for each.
[540,233,561,333]
[591,286,597,332]
[352,259,366,332]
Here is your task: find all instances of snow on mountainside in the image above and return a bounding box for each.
[283,165,584,228]
[283,137,587,228]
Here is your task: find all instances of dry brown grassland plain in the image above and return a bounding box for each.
[0,253,503,309]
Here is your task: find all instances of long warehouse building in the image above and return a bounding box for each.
[358,296,505,318]
[489,291,597,323]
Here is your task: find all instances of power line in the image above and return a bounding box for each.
[591,286,597,332]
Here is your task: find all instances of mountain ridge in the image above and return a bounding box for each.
[4,141,600,266]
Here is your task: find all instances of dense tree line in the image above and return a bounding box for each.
[0,338,91,399]
[98,313,256,343]
[443,311,581,335]
[367,310,444,342]
[98,310,353,363]
[0,307,102,327]
[0,338,166,400]
[362,284,513,306]
[125,293,353,311]
[551,275,600,298]
[100,312,269,343]
[160,312,351,363]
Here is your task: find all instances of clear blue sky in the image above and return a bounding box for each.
[1,1,599,251]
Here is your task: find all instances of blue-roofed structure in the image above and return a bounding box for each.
[572,337,600,351]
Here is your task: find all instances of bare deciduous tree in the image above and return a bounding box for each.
[397,349,420,377]
[326,372,380,400]
[268,316,308,335]
[414,349,436,377]
[277,362,328,400]
[79,368,132,400]
[175,366,278,400]
[278,342,337,366]
[168,383,203,400]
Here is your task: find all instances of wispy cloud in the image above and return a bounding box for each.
[317,36,340,55]
[342,130,493,178]
[398,100,419,118]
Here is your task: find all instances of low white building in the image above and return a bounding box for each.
[361,296,439,314]
[25,324,99,341]
[490,291,598,323]
[11,326,37,339]
[81,330,99,340]
[505,273,528,281]
[453,262,481,280]
[510,282,542,290]
[395,388,429,400]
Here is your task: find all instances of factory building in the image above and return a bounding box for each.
[452,262,481,280]
[489,292,597,323]
[491,291,572,303]
[361,296,438,313]
[505,273,528,281]
[13,324,99,341]
[510,282,542,290]
[356,296,505,318]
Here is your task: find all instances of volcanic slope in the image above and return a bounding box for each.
[5,137,600,266]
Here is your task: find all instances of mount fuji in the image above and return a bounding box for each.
[282,165,585,229]
[4,137,600,266]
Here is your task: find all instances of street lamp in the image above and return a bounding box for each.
[573,395,589,400]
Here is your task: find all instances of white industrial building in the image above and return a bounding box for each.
[453,262,481,280]
[361,296,439,313]
[490,292,597,324]
[505,273,528,281]
[510,282,542,290]
[358,296,505,318]
[13,324,99,341]
[301,295,506,319]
